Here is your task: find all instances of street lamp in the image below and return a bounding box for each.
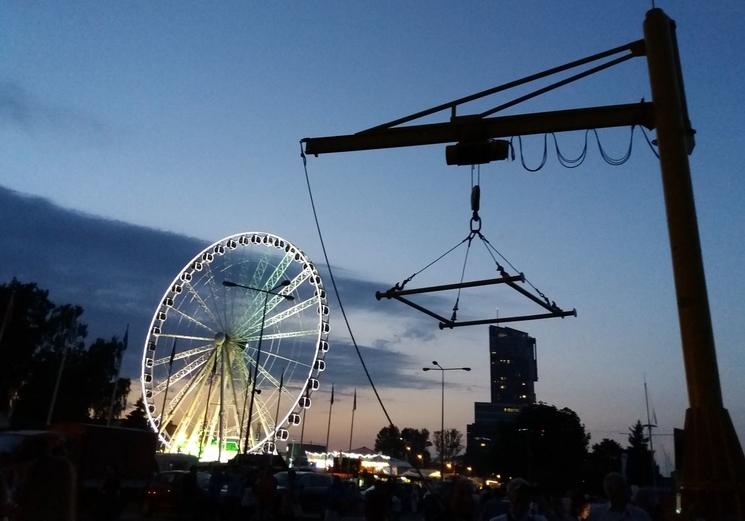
[223,279,294,453]
[422,361,470,480]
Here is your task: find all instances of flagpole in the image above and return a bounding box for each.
[106,325,128,427]
[325,384,334,455]
[348,388,356,452]
[159,339,177,444]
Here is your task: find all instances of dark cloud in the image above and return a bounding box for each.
[323,341,433,390]
[0,80,107,140]
[0,186,437,391]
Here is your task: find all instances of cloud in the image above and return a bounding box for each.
[0,185,438,392]
[323,340,433,390]
[0,80,108,141]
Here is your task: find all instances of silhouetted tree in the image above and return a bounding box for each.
[433,428,463,462]
[87,337,130,422]
[1,279,130,428]
[121,397,150,430]
[0,280,57,417]
[374,425,405,459]
[626,420,658,486]
[493,403,589,492]
[401,427,432,466]
[585,438,623,495]
[11,303,88,426]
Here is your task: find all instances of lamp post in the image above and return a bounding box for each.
[223,279,294,454]
[423,361,470,479]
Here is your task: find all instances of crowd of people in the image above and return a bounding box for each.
[0,440,662,521]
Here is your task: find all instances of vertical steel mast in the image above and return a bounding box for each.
[644,9,745,517]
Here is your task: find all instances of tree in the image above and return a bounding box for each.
[401,427,432,466]
[1,279,131,428]
[433,428,463,462]
[121,397,150,430]
[10,303,88,427]
[0,280,56,416]
[626,419,658,486]
[374,425,405,459]
[628,420,648,450]
[493,403,589,491]
[86,337,130,422]
[585,438,623,495]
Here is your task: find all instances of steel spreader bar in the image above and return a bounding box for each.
[376,274,524,300]
[438,309,577,330]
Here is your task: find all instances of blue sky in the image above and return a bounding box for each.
[2,1,745,471]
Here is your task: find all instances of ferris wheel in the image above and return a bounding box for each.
[140,232,329,461]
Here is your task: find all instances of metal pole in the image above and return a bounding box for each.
[644,8,745,517]
[198,356,217,459]
[440,369,445,480]
[244,292,269,454]
[348,389,356,452]
[46,343,68,427]
[159,339,177,442]
[272,369,284,449]
[218,348,225,462]
[325,385,334,469]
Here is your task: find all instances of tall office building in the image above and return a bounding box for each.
[466,326,538,467]
[489,326,537,405]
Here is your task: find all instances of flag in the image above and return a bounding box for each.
[653,408,658,426]
[353,388,357,411]
[330,384,334,405]
[279,369,284,389]
[168,339,177,368]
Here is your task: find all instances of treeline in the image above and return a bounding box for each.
[0,279,141,429]
[373,403,659,494]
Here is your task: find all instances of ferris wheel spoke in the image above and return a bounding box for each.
[245,329,318,342]
[156,332,216,343]
[250,393,274,446]
[165,360,210,417]
[167,306,218,335]
[243,354,298,402]
[153,343,214,366]
[245,296,319,336]
[202,262,229,329]
[232,252,296,335]
[233,268,311,338]
[153,353,210,394]
[164,362,212,440]
[261,250,295,295]
[246,350,312,369]
[248,256,270,292]
[223,349,244,438]
[181,281,221,327]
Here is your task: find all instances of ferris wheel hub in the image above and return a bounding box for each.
[214,332,227,346]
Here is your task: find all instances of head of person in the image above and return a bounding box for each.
[505,478,532,516]
[603,472,629,507]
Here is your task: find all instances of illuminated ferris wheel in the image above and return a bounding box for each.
[140,232,329,461]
